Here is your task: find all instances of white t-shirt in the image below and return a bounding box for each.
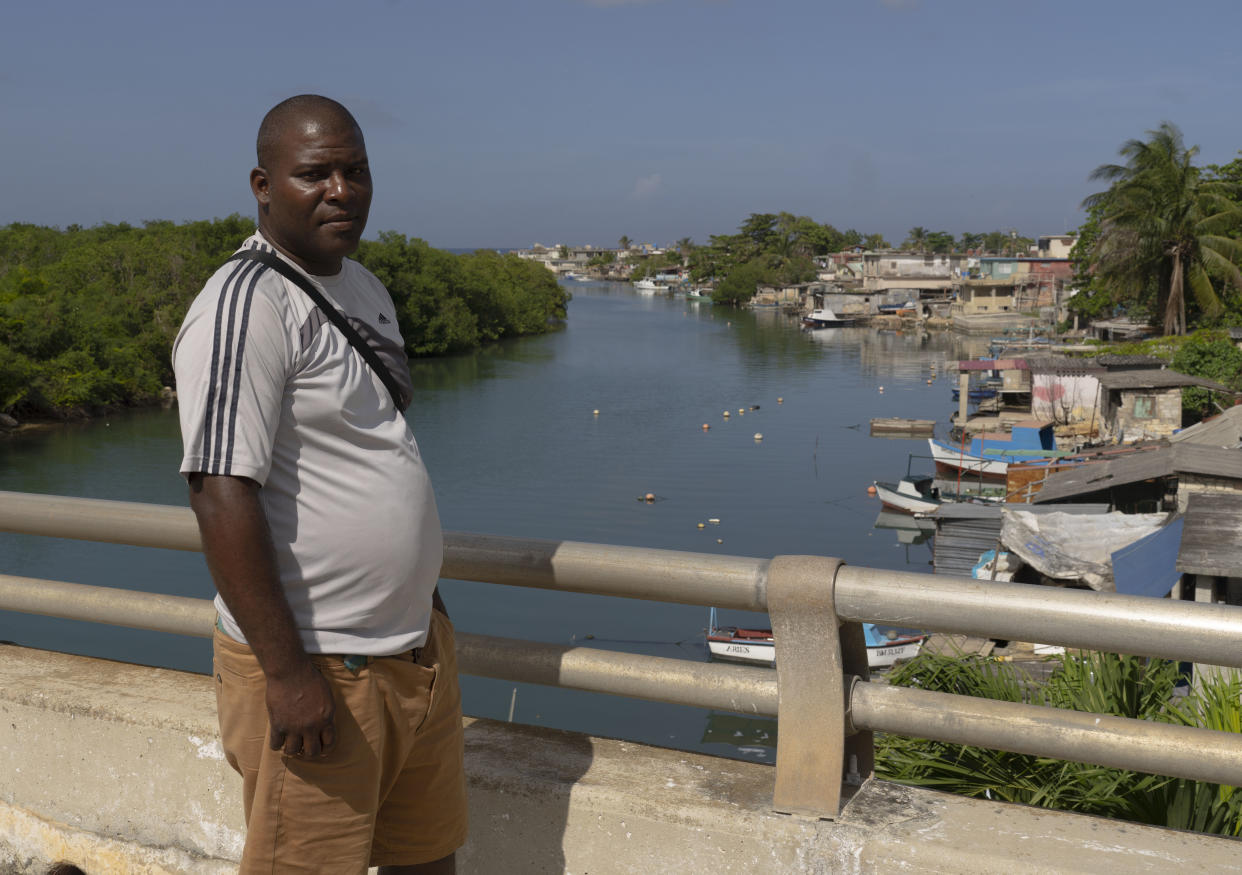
[173,233,443,656]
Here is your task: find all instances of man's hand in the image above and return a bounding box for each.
[266,661,337,758]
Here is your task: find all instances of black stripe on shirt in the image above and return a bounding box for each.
[221,267,264,475]
[202,257,257,470]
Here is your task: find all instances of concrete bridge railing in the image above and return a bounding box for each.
[2,490,1242,872]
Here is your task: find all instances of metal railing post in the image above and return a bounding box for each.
[766,555,871,819]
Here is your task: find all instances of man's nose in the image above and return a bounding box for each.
[325,171,351,202]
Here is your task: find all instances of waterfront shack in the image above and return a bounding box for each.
[1032,443,1242,513]
[1097,369,1234,442]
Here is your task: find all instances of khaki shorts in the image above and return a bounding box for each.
[213,609,468,873]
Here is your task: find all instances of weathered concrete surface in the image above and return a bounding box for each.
[2,644,1240,874]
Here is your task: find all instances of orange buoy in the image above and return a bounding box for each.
[701,423,710,430]
[867,485,877,495]
[644,493,655,503]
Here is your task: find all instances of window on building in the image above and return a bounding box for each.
[1133,395,1156,419]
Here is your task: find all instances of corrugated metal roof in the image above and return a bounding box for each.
[1096,369,1234,392]
[1177,493,1242,576]
[1169,406,1242,449]
[1026,354,1103,376]
[1033,444,1242,503]
[1095,354,1166,369]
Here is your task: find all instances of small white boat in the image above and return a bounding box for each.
[634,278,669,293]
[802,308,856,327]
[872,476,940,514]
[706,609,926,670]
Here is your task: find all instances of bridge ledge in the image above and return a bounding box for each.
[1,644,1237,874]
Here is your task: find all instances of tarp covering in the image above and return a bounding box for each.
[1113,517,1184,598]
[1000,510,1169,591]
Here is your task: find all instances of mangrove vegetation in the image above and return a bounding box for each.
[0,218,569,418]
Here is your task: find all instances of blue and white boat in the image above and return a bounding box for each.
[928,421,1062,479]
[706,608,926,670]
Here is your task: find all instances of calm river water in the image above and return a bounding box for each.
[0,281,989,762]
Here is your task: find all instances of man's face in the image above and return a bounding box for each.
[251,117,372,275]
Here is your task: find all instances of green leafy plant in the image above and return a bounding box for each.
[876,651,1242,835]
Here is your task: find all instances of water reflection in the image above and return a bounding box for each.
[700,712,777,762]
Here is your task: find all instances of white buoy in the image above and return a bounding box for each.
[723,411,730,418]
[708,518,720,525]
[593,409,600,415]
[754,433,763,441]
[777,397,783,404]
[878,386,885,392]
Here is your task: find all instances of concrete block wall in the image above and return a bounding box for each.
[2,644,1240,874]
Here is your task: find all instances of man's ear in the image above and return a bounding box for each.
[250,167,271,208]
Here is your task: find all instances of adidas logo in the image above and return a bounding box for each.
[378,313,391,324]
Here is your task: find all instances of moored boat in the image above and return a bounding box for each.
[706,609,926,670]
[928,422,1062,480]
[873,476,940,514]
[801,308,856,327]
[634,278,669,293]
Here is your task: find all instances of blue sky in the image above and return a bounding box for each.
[3,0,1241,249]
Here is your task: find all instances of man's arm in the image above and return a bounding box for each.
[189,472,336,758]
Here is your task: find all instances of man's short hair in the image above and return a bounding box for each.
[256,95,361,168]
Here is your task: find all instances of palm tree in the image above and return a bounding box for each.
[618,235,631,252]
[1084,123,1242,335]
[903,227,929,252]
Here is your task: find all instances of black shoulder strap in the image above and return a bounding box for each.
[228,248,407,412]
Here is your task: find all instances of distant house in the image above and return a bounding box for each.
[860,251,964,294]
[1088,317,1152,342]
[1027,356,1104,431]
[752,283,806,307]
[1036,235,1077,259]
[1097,369,1234,442]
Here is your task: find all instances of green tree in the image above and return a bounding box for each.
[903,227,929,251]
[925,230,956,253]
[1083,122,1242,335]
[618,235,631,251]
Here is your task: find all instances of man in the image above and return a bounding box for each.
[173,95,467,874]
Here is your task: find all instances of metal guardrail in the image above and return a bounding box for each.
[2,490,1242,818]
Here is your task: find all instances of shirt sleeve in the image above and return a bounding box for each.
[173,263,295,485]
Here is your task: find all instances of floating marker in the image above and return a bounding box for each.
[867,485,877,495]
[593,408,600,415]
[701,423,710,430]
[777,397,783,404]
[878,386,884,392]
[697,522,705,529]
[926,379,933,385]
[723,411,730,418]
[645,493,655,503]
[754,433,763,440]
[716,538,723,544]
[708,518,720,525]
